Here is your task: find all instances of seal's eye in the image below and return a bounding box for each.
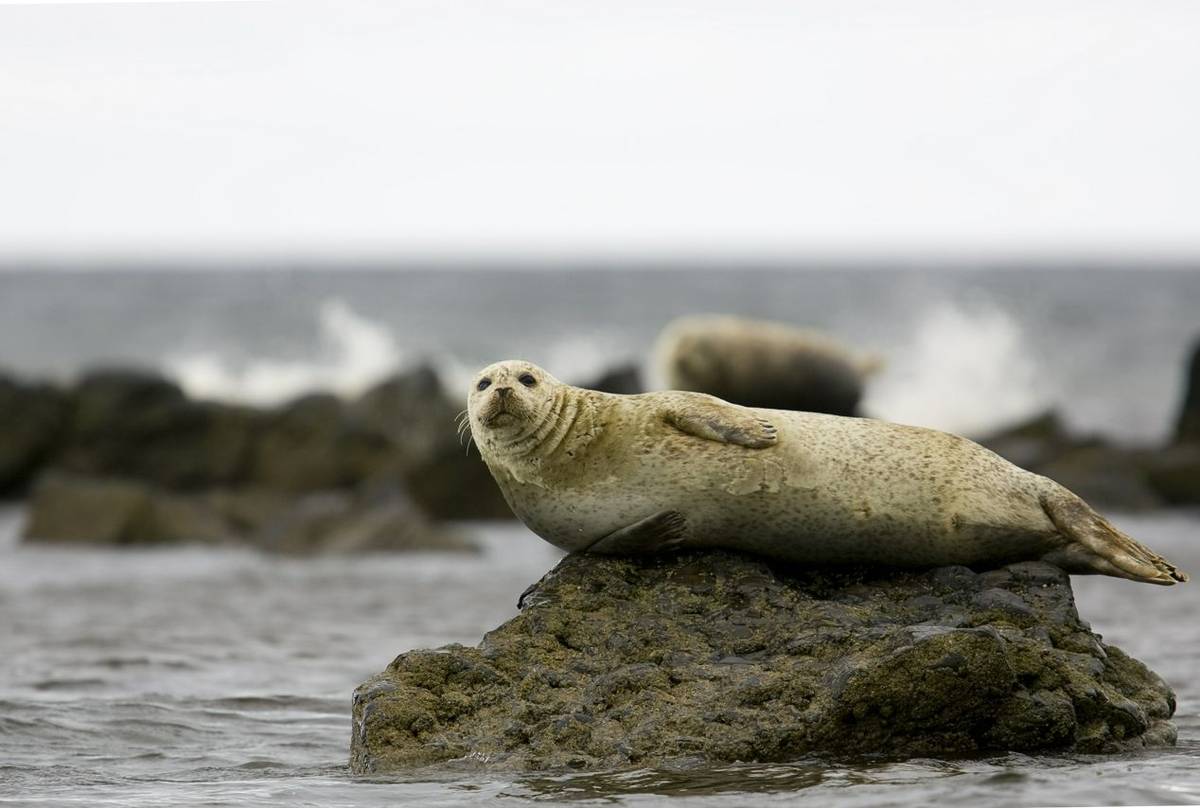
[476,378,492,392]
[519,373,537,387]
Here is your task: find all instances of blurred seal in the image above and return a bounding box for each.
[653,314,881,416]
[467,360,1188,586]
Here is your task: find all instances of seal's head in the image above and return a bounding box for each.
[468,360,561,436]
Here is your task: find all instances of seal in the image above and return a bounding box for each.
[467,360,1189,585]
[653,314,881,416]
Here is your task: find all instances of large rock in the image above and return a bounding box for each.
[977,410,1087,471]
[351,551,1177,773]
[253,485,478,555]
[1176,338,1200,445]
[54,369,260,488]
[1143,444,1200,505]
[22,473,229,545]
[404,451,513,521]
[248,393,395,491]
[979,411,1168,511]
[0,375,70,495]
[1036,446,1166,512]
[355,367,513,520]
[581,364,643,395]
[352,364,457,467]
[4,364,513,520]
[22,473,477,554]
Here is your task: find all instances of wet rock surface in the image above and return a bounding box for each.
[351,551,1177,773]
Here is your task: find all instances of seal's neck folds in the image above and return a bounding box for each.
[486,387,601,470]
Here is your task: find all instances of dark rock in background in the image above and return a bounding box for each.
[1143,444,1200,506]
[252,484,478,555]
[9,343,1200,550]
[977,410,1087,472]
[978,407,1200,511]
[351,551,1176,773]
[354,367,513,520]
[1175,338,1200,445]
[23,474,163,545]
[2,363,515,549]
[1036,445,1166,512]
[582,363,643,395]
[22,472,240,546]
[352,364,456,464]
[404,453,514,521]
[248,392,394,491]
[22,472,476,554]
[0,375,70,495]
[54,369,259,489]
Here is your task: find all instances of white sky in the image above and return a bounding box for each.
[1,1,1199,261]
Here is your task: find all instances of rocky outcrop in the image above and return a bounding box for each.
[977,338,1200,510]
[0,376,70,495]
[54,369,260,489]
[582,364,643,395]
[248,392,394,492]
[353,368,513,520]
[351,551,1177,773]
[1143,444,1200,506]
[0,364,514,530]
[1176,338,1200,445]
[252,483,478,554]
[22,473,477,554]
[978,411,1200,510]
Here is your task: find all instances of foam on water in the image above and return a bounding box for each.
[167,298,405,406]
[161,292,1053,439]
[863,297,1050,436]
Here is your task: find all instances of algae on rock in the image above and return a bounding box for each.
[351,551,1177,773]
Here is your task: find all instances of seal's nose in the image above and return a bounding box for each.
[495,386,512,398]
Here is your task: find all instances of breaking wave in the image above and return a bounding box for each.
[166,299,404,406]
[163,294,1051,439]
[862,298,1051,437]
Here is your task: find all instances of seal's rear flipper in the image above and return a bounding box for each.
[583,510,689,555]
[1040,489,1189,585]
[662,393,777,449]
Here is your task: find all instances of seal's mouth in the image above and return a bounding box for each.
[478,397,525,428]
[484,410,518,427]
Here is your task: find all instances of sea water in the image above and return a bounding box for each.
[1,510,1198,807]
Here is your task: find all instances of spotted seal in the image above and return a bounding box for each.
[467,360,1188,585]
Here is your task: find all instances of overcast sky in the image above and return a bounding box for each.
[1,1,1198,262]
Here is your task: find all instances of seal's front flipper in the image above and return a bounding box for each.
[583,510,689,555]
[662,393,777,449]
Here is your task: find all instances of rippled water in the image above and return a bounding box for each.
[2,507,1199,807]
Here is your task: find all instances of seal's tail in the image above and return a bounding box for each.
[1040,488,1189,585]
